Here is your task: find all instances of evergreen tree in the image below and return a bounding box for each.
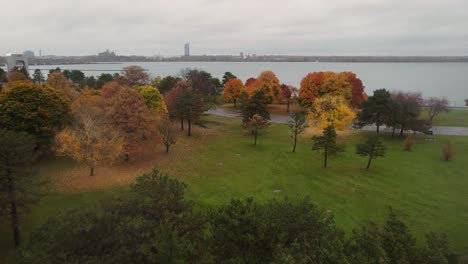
[312,125,344,168]
[356,134,386,169]
[358,89,392,133]
[0,129,42,247]
[32,69,45,84]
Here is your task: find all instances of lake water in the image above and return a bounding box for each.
[29,62,468,106]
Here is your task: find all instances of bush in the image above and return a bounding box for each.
[404,134,415,151]
[442,141,454,161]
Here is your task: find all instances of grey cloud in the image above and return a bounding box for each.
[1,0,468,56]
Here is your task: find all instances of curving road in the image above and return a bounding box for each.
[207,108,468,136]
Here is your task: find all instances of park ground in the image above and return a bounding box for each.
[1,112,468,262]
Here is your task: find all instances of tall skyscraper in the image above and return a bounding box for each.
[184,43,190,56]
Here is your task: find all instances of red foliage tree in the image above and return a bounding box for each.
[342,72,367,109]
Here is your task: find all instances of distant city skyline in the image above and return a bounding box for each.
[2,0,468,56]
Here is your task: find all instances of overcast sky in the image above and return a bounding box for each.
[2,0,468,56]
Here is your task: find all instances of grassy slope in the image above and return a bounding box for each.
[1,115,467,262]
[426,108,468,127]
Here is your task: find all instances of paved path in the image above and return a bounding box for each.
[207,108,468,136]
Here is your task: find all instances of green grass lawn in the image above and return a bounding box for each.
[426,108,468,127]
[1,115,468,262]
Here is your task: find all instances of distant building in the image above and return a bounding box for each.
[98,49,116,57]
[23,50,35,58]
[184,43,190,56]
[5,54,29,72]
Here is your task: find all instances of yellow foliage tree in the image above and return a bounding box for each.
[54,93,124,176]
[47,72,74,99]
[132,85,168,114]
[307,95,356,131]
[223,78,245,107]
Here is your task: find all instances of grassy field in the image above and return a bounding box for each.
[223,103,468,127]
[1,115,468,262]
[425,108,468,127]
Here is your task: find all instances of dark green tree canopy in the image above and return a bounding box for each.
[0,81,71,144]
[221,71,237,87]
[358,89,392,132]
[356,134,386,169]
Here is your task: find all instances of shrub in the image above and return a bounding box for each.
[404,134,415,151]
[442,141,454,161]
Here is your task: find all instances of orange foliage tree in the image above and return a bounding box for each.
[299,72,366,108]
[223,78,245,107]
[280,84,298,113]
[101,82,154,161]
[246,71,281,102]
[47,72,74,98]
[7,71,28,82]
[55,92,124,176]
[122,65,149,86]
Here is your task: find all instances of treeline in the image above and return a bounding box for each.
[17,170,459,264]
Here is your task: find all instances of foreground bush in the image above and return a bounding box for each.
[19,170,455,264]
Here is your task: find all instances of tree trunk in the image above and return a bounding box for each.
[7,170,21,247]
[124,153,129,162]
[376,124,380,133]
[399,127,404,137]
[366,156,372,169]
[234,99,237,108]
[165,144,170,154]
[180,118,184,131]
[292,132,297,152]
[286,99,290,113]
[89,166,95,176]
[188,118,191,136]
[324,145,328,168]
[392,126,396,137]
[254,128,258,145]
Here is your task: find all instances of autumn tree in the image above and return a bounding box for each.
[245,114,270,145]
[245,77,256,87]
[132,85,168,114]
[158,117,177,153]
[308,95,356,131]
[358,89,393,133]
[54,93,124,176]
[47,71,73,98]
[312,125,344,168]
[299,72,365,108]
[404,134,415,151]
[101,82,154,161]
[425,97,449,123]
[223,78,244,107]
[465,99,468,106]
[342,72,367,108]
[222,72,237,87]
[7,70,28,82]
[0,81,70,148]
[246,71,281,102]
[356,134,386,169]
[122,65,149,86]
[280,84,298,113]
[32,69,45,84]
[164,82,186,130]
[287,112,307,152]
[0,129,43,247]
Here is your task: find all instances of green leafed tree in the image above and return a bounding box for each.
[221,71,237,87]
[287,111,307,152]
[0,81,71,149]
[0,129,43,247]
[358,89,392,133]
[312,125,344,168]
[32,69,45,84]
[356,134,386,169]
